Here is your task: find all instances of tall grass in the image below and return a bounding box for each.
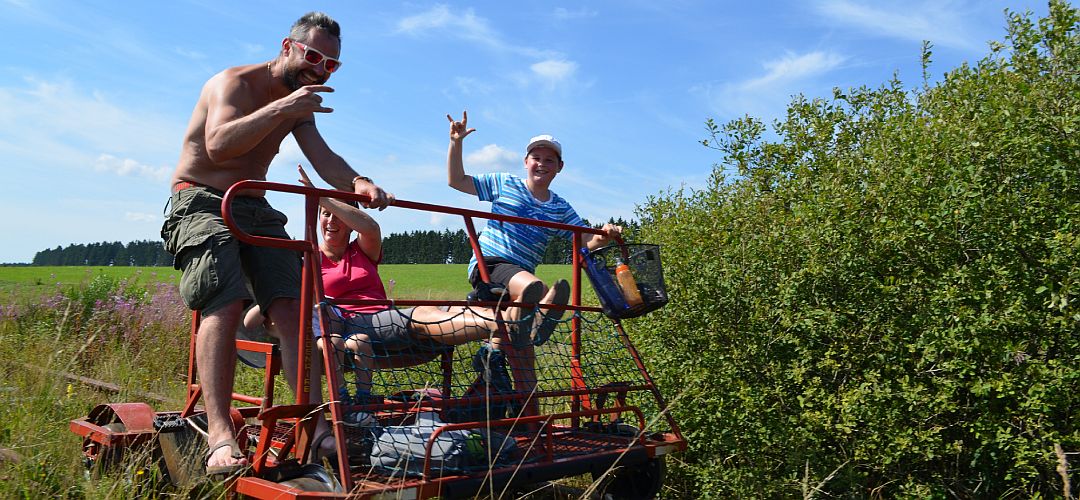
[0,270,194,498]
[0,265,616,498]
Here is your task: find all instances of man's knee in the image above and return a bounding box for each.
[199,300,245,330]
[264,298,300,331]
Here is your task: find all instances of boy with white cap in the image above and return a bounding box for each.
[446,111,623,347]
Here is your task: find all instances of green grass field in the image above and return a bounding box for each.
[0,266,181,295]
[0,264,592,301]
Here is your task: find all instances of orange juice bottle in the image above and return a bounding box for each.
[615,258,644,307]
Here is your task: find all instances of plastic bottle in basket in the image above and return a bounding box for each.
[580,248,628,314]
[615,258,644,307]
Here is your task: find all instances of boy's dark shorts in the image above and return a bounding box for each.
[468,257,529,290]
[161,186,301,315]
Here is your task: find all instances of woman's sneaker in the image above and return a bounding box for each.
[342,411,377,428]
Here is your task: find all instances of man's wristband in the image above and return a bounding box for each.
[351,175,373,188]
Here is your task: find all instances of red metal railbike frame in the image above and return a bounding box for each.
[170,180,688,495]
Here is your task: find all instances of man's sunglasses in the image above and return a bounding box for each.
[290,39,341,73]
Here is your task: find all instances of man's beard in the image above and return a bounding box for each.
[282,66,326,92]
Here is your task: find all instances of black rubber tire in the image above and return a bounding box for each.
[592,456,666,500]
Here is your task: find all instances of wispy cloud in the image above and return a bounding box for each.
[452,76,496,96]
[815,0,976,50]
[530,59,578,84]
[466,144,518,172]
[124,212,158,223]
[174,47,207,60]
[396,5,583,94]
[0,77,178,177]
[396,5,556,59]
[94,154,172,182]
[509,58,586,93]
[553,7,598,20]
[741,51,846,89]
[695,50,846,121]
[242,42,266,58]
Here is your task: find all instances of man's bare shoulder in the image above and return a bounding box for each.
[198,63,267,113]
[204,64,262,92]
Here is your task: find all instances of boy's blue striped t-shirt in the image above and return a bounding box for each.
[468,172,585,277]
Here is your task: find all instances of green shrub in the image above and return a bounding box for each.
[635,2,1080,497]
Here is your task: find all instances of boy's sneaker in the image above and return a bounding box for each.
[446,345,514,422]
[472,344,513,394]
[473,345,509,395]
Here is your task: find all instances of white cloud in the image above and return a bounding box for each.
[530,59,578,82]
[396,5,582,95]
[815,0,975,49]
[429,213,447,226]
[174,47,206,60]
[0,77,178,176]
[124,212,158,223]
[741,51,846,90]
[95,154,172,182]
[242,42,266,58]
[397,5,498,46]
[396,5,555,59]
[553,7,598,20]
[697,50,846,120]
[466,144,518,172]
[452,76,497,96]
[267,136,308,177]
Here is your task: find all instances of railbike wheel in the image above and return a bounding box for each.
[592,456,666,500]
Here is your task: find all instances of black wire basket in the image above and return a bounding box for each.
[581,244,668,320]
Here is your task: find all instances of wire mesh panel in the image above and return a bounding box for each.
[326,308,650,409]
[317,304,656,478]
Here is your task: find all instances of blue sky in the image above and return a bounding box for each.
[0,1,1049,263]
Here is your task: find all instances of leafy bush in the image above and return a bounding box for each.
[634,2,1080,497]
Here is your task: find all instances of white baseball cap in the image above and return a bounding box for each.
[526,134,562,159]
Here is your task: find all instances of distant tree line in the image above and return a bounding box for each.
[32,240,173,266]
[30,218,639,266]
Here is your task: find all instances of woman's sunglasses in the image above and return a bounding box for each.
[290,39,342,73]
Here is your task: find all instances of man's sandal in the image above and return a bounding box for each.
[205,438,247,479]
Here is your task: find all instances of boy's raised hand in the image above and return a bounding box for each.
[447,111,476,142]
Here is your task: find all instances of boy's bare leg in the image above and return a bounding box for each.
[504,283,568,418]
[506,271,547,303]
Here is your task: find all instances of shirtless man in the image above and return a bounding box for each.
[160,11,391,476]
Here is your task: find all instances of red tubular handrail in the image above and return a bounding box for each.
[221,180,616,247]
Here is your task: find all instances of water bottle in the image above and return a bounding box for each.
[580,248,628,316]
[615,258,644,308]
